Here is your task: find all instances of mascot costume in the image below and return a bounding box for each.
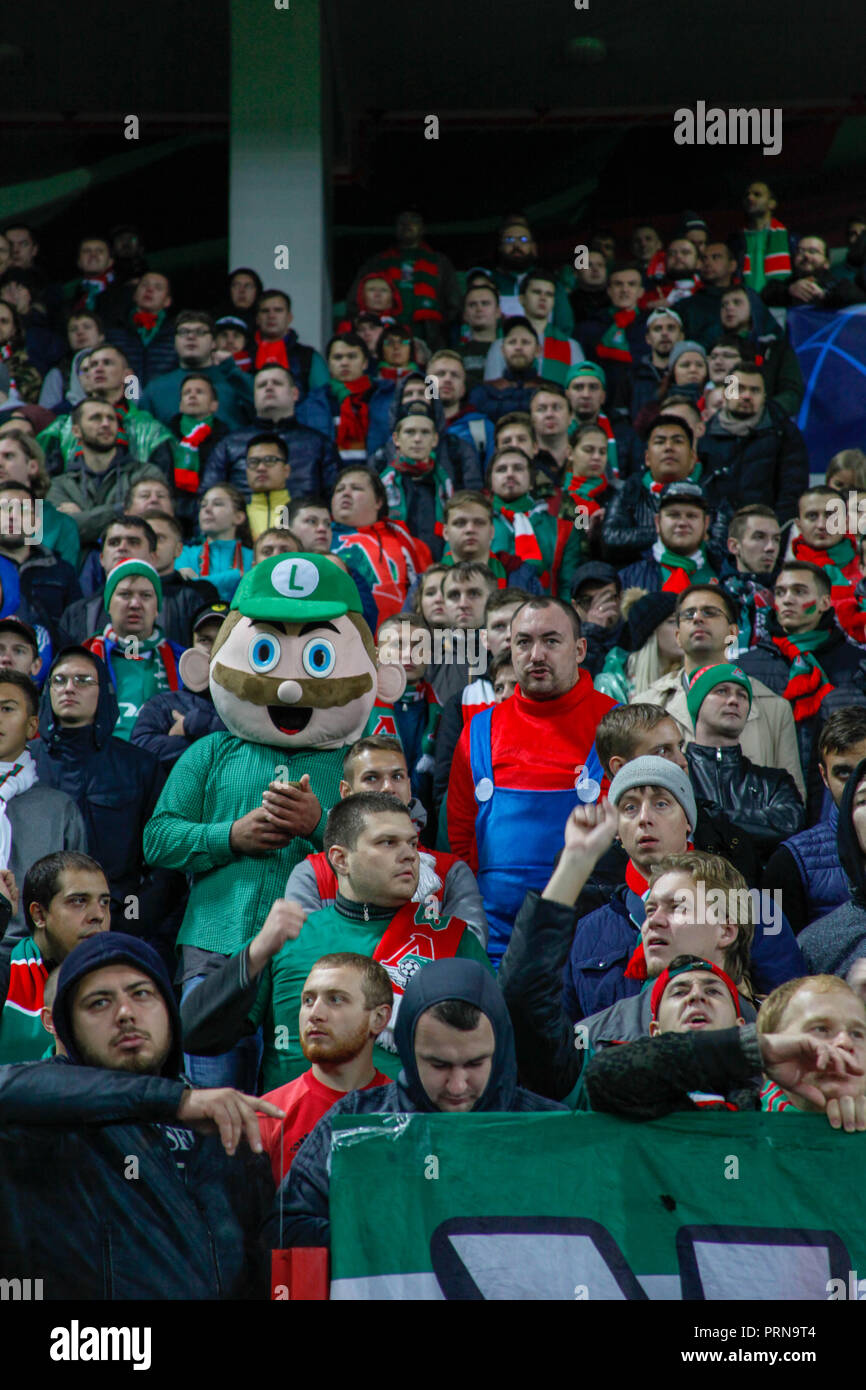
[143,552,488,1086]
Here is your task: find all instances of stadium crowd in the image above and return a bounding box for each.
[2,190,866,1298]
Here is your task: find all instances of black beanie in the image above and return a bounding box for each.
[52,932,184,1078]
[626,590,677,653]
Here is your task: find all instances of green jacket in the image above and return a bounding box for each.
[142,732,345,956]
[46,456,166,546]
[37,402,179,470]
[41,500,80,568]
[247,897,492,1089]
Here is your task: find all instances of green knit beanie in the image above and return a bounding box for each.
[104,559,163,609]
[686,662,752,725]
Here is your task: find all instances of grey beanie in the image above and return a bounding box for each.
[669,339,707,369]
[609,755,697,833]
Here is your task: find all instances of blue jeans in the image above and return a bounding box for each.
[181,974,264,1092]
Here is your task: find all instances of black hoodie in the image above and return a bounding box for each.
[800,756,866,977]
[31,646,185,951]
[0,931,273,1299]
[264,959,565,1250]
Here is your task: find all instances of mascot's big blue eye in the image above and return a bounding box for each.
[248,634,281,673]
[302,638,336,678]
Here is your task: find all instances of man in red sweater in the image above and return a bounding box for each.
[448,596,617,966]
[258,952,393,1185]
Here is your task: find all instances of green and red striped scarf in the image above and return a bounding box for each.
[564,472,608,515]
[0,935,48,1064]
[390,247,444,326]
[743,220,791,291]
[331,376,372,454]
[657,544,717,593]
[132,309,166,344]
[175,413,214,493]
[596,309,637,363]
[770,626,834,722]
[791,535,866,641]
[492,493,544,566]
[760,1080,796,1112]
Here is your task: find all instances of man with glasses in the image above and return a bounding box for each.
[32,646,174,940]
[139,311,254,431]
[488,216,574,335]
[244,434,290,539]
[632,581,806,797]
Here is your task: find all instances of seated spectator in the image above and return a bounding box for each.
[716,289,804,417]
[431,587,530,810]
[139,310,254,432]
[738,561,866,785]
[0,672,87,938]
[251,289,330,433]
[488,445,579,596]
[800,758,866,977]
[213,315,252,373]
[679,241,773,347]
[375,613,441,811]
[413,562,449,626]
[438,489,544,595]
[584,963,866,1125]
[105,270,178,386]
[62,234,116,316]
[457,281,501,386]
[763,234,866,311]
[0,481,79,649]
[287,734,487,938]
[0,851,109,1064]
[366,372,482,492]
[376,321,425,384]
[213,266,263,332]
[699,365,808,523]
[38,343,176,476]
[468,317,546,423]
[528,382,573,482]
[790,485,864,640]
[0,617,42,684]
[347,210,461,349]
[595,588,679,702]
[633,581,806,798]
[826,448,866,496]
[165,373,231,530]
[567,248,609,339]
[619,479,721,592]
[181,793,491,1090]
[578,261,650,412]
[285,495,377,634]
[131,600,227,766]
[719,503,780,649]
[83,559,185,740]
[253,527,300,562]
[564,361,643,478]
[684,663,804,868]
[0,422,80,564]
[126,472,176,520]
[0,933,279,1300]
[764,709,866,935]
[200,363,339,502]
[642,237,702,310]
[243,433,291,540]
[0,269,62,377]
[602,414,706,566]
[570,560,625,678]
[628,308,685,421]
[265,956,565,1249]
[499,804,769,1099]
[64,513,216,647]
[376,403,460,558]
[331,465,430,627]
[0,300,42,403]
[426,350,495,472]
[482,270,584,386]
[325,332,383,461]
[258,952,394,1185]
[631,223,663,274]
[428,562,498,706]
[176,484,254,602]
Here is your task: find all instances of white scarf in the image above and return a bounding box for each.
[0,749,38,869]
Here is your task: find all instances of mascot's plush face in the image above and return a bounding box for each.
[178,554,406,749]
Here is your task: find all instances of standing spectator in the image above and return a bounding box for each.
[799,759,866,978]
[628,308,685,420]
[348,211,461,349]
[734,181,792,293]
[163,373,230,534]
[579,262,650,412]
[487,215,574,333]
[448,597,616,965]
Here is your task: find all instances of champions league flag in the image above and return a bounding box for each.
[328,1112,866,1300]
[789,305,866,475]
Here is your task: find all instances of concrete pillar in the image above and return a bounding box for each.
[229,0,331,350]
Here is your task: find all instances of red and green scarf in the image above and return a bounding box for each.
[743,219,791,291]
[0,935,48,1064]
[596,308,637,363]
[493,494,544,565]
[382,453,454,539]
[656,544,716,593]
[760,1080,796,1112]
[564,472,608,515]
[385,247,444,326]
[331,376,372,454]
[770,627,834,721]
[791,534,866,641]
[175,413,214,493]
[132,309,165,343]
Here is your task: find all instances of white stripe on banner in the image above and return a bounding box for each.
[330,1273,444,1300]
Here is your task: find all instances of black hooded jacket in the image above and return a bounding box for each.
[30,646,183,944]
[0,933,274,1299]
[264,959,565,1250]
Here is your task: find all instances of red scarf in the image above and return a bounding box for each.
[254,332,289,370]
[200,538,246,578]
[372,900,468,995]
[232,347,252,373]
[334,376,372,452]
[497,507,544,565]
[133,310,158,332]
[565,473,607,515]
[770,632,835,721]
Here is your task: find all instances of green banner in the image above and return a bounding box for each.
[329,1112,866,1300]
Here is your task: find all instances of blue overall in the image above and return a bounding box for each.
[469,705,604,968]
